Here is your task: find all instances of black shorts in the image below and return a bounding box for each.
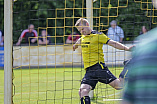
[81,62,117,90]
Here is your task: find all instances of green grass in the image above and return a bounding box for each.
[0,67,124,104]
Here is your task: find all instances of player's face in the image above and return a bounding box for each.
[29,25,34,32]
[77,23,91,35]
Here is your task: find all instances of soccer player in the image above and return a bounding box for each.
[73,18,134,104]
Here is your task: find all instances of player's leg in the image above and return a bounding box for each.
[108,78,124,90]
[80,65,98,104]
[79,84,92,104]
[98,61,131,90]
[109,59,132,90]
[97,62,124,90]
[98,62,122,89]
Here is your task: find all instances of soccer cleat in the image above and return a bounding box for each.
[123,59,131,66]
[119,59,132,80]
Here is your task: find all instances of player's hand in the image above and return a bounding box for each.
[73,44,78,51]
[128,45,136,51]
[73,45,76,51]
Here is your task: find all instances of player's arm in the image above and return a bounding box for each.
[108,40,134,51]
[73,38,81,51]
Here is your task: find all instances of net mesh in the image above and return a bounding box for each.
[12,0,156,104]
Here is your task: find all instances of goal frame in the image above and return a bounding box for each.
[4,0,94,103]
[4,0,13,104]
[86,0,94,98]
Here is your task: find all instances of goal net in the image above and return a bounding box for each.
[10,0,157,104]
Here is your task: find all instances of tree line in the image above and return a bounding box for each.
[0,0,156,44]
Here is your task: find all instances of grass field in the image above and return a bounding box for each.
[0,67,124,104]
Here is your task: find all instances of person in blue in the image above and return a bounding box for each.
[107,20,124,43]
[38,30,51,45]
[0,29,4,46]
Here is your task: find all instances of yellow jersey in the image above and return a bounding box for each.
[81,30,110,69]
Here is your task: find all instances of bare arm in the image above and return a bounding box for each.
[16,37,23,46]
[73,38,81,51]
[108,40,134,51]
[42,40,49,44]
[38,40,43,44]
[31,38,37,43]
[38,39,49,45]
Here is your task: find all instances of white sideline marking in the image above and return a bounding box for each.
[102,91,122,101]
[103,91,122,98]
[0,92,46,95]
[103,99,123,101]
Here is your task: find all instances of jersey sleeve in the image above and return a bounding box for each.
[33,30,38,37]
[20,29,28,38]
[98,33,110,44]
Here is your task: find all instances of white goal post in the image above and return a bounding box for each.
[86,0,94,99]
[3,0,94,103]
[4,0,13,104]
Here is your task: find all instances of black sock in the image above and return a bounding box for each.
[81,96,91,104]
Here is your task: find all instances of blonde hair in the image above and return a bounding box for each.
[75,18,89,27]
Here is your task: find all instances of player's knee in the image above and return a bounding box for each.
[79,87,90,94]
[109,79,123,90]
[79,88,90,97]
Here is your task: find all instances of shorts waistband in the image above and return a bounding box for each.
[86,62,105,71]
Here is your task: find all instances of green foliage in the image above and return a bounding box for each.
[0,0,156,43]
[0,0,4,30]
